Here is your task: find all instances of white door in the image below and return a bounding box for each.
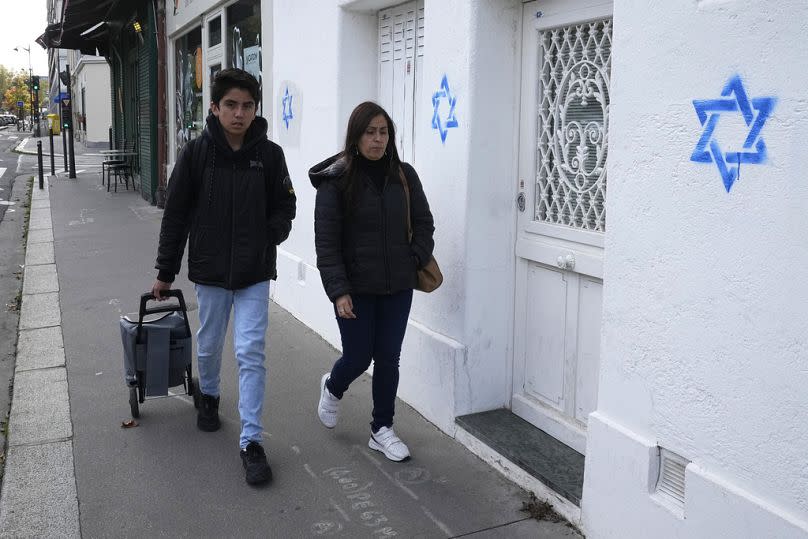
[378,1,424,164]
[513,0,613,455]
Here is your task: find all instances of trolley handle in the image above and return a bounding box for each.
[137,290,192,340]
[139,289,188,317]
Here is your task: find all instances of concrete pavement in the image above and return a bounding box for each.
[0,137,580,538]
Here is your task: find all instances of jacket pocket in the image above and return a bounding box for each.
[190,225,216,260]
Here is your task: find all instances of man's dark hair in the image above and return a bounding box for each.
[211,68,260,106]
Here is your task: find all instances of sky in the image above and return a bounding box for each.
[0,0,50,77]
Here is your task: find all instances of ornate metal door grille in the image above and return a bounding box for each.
[536,19,612,232]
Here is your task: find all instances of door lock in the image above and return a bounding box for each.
[556,253,576,270]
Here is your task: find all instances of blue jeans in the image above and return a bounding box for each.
[327,290,413,431]
[195,281,269,448]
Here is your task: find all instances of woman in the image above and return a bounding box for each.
[309,101,435,462]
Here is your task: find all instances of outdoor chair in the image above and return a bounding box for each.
[103,141,136,193]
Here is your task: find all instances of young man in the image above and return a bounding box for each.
[152,69,296,486]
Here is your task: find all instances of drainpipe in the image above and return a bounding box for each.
[154,0,168,208]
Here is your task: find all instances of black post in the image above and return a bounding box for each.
[32,76,40,139]
[109,126,113,150]
[68,127,76,179]
[62,127,68,171]
[49,128,55,175]
[64,65,76,179]
[37,141,44,190]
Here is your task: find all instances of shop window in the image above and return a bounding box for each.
[227,0,262,111]
[208,16,222,47]
[175,26,203,154]
[210,63,222,82]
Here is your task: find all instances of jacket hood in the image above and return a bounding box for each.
[308,153,347,188]
[203,113,268,157]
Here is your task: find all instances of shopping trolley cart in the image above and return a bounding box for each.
[119,289,199,418]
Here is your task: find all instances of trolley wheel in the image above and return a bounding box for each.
[191,377,201,409]
[129,386,140,418]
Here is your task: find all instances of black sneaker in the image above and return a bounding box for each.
[197,393,220,432]
[240,441,272,485]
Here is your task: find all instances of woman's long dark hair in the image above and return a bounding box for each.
[340,101,401,213]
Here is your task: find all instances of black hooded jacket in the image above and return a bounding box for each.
[309,153,435,302]
[155,114,296,289]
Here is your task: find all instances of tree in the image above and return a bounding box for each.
[0,65,14,102]
[2,71,33,116]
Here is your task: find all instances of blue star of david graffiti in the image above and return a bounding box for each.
[432,75,459,143]
[691,75,776,192]
[281,86,294,129]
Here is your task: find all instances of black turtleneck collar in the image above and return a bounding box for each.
[357,154,389,192]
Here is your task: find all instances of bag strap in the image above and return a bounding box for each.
[189,136,206,181]
[398,167,413,243]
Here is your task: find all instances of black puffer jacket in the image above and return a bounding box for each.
[155,114,296,289]
[310,153,435,302]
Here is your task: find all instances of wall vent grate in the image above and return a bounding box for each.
[654,448,689,514]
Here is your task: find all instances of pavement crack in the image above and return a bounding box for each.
[447,517,533,538]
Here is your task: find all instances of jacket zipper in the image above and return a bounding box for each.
[381,176,391,294]
[228,163,236,288]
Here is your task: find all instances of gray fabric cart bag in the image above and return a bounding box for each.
[120,310,192,397]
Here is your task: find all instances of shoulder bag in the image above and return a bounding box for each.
[399,168,443,293]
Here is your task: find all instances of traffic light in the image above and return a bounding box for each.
[32,76,40,92]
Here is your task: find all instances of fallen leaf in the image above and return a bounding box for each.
[121,419,138,428]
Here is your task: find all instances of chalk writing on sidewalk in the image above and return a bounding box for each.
[322,466,398,536]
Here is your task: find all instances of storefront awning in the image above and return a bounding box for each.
[36,0,122,56]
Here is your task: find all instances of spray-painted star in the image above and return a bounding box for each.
[432,75,459,143]
[282,86,294,129]
[691,75,776,192]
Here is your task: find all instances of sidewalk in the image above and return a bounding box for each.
[13,133,100,157]
[0,143,579,537]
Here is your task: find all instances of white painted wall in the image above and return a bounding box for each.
[74,58,111,146]
[582,0,808,536]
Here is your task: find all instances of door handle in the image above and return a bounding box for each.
[517,192,526,212]
[556,253,575,270]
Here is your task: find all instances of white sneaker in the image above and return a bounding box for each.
[317,373,339,428]
[368,426,410,462]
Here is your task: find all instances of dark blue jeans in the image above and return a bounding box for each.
[326,289,413,431]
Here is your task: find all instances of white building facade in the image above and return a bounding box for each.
[66,51,112,148]
[169,0,808,536]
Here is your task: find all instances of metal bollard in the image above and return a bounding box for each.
[37,141,44,190]
[49,128,55,175]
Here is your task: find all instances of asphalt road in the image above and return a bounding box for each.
[0,126,31,483]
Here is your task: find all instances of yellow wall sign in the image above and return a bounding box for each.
[195,47,203,90]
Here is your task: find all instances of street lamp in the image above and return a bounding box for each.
[13,45,33,131]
